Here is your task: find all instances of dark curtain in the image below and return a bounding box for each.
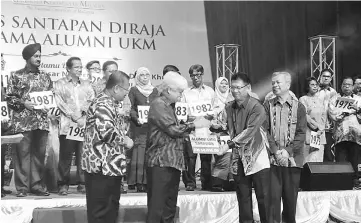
[204,1,361,98]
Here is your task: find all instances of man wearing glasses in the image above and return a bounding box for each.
[85,60,102,83]
[318,69,337,162]
[92,61,118,96]
[217,72,271,223]
[82,71,134,223]
[54,57,95,195]
[181,64,215,191]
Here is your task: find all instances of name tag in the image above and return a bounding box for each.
[335,97,355,112]
[1,70,10,88]
[48,107,61,117]
[219,135,232,153]
[29,91,56,109]
[188,100,213,117]
[175,102,188,121]
[138,105,150,123]
[1,101,9,122]
[310,131,321,149]
[66,122,85,141]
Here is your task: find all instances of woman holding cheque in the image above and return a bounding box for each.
[299,77,327,163]
[128,67,158,192]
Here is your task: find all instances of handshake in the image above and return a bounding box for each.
[274,149,290,167]
[191,117,212,129]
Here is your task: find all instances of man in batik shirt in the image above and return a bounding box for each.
[217,72,271,223]
[146,72,210,222]
[54,57,95,195]
[82,71,133,223]
[6,43,52,197]
[329,77,361,189]
[263,71,307,223]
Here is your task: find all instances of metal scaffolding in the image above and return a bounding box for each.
[309,35,337,89]
[215,44,240,83]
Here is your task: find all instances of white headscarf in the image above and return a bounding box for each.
[215,77,230,104]
[135,67,154,98]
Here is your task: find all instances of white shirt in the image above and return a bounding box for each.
[182,84,215,104]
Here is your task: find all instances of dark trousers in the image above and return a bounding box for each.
[233,162,270,223]
[323,131,335,162]
[13,130,48,192]
[1,145,5,189]
[182,140,212,189]
[58,135,84,186]
[147,166,180,223]
[85,172,122,223]
[269,165,301,223]
[335,141,361,180]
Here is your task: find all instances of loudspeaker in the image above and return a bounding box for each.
[300,162,354,191]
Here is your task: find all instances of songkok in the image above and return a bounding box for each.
[161,71,188,91]
[22,43,41,60]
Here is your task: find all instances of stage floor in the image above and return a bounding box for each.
[1,184,361,223]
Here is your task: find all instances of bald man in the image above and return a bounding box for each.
[6,43,52,197]
[82,70,134,223]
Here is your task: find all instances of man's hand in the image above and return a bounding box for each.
[217,144,229,156]
[193,117,211,129]
[124,136,134,149]
[77,117,86,127]
[204,114,214,121]
[187,115,197,122]
[137,119,144,125]
[24,100,36,111]
[275,149,289,166]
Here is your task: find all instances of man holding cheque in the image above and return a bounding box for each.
[217,72,271,223]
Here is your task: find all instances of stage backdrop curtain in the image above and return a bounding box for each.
[204,1,361,98]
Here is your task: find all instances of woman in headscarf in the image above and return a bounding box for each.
[210,77,235,192]
[127,67,158,192]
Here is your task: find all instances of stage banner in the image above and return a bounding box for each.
[1,1,212,87]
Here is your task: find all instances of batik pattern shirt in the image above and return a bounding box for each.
[81,92,129,176]
[54,76,95,135]
[146,96,190,171]
[218,96,270,176]
[91,78,106,96]
[6,67,53,133]
[329,94,361,146]
[263,94,307,167]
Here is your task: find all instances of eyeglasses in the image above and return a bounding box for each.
[89,67,101,71]
[230,84,249,91]
[190,73,203,79]
[117,84,130,92]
